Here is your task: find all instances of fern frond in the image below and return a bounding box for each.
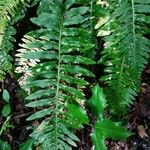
[16,0,95,149]
[0,0,37,80]
[99,0,150,113]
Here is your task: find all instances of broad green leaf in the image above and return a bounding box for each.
[61,75,89,86]
[60,136,77,147]
[26,98,52,108]
[60,85,85,99]
[61,65,95,77]
[59,123,79,141]
[31,13,59,31]
[62,43,94,53]
[67,7,89,17]
[24,79,56,88]
[27,108,52,121]
[62,55,95,64]
[135,4,150,13]
[91,129,107,150]
[2,104,11,117]
[58,140,72,150]
[62,28,88,37]
[22,51,57,59]
[19,138,34,150]
[88,84,106,119]
[95,119,132,140]
[2,89,10,103]
[26,89,55,100]
[135,0,150,4]
[91,119,132,150]
[65,0,75,9]
[64,15,84,26]
[65,104,89,129]
[0,140,11,150]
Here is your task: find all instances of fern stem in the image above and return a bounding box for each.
[131,0,136,68]
[90,0,94,38]
[55,11,64,150]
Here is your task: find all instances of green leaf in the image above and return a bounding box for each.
[135,0,150,4]
[65,104,89,129]
[135,4,150,13]
[0,140,11,150]
[91,119,132,150]
[60,85,85,99]
[62,55,95,64]
[61,65,95,77]
[65,0,75,9]
[19,138,34,150]
[88,84,106,119]
[24,79,56,88]
[2,89,10,103]
[91,129,107,150]
[22,51,57,60]
[2,104,11,117]
[67,7,89,17]
[26,98,52,108]
[61,75,89,86]
[95,119,132,140]
[27,108,52,121]
[25,89,55,100]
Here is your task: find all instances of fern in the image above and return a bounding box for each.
[99,0,150,114]
[0,0,38,80]
[16,0,95,149]
[88,84,132,150]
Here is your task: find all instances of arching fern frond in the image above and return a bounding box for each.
[0,0,38,80]
[99,0,150,114]
[16,0,95,149]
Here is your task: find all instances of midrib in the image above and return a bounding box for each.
[131,0,136,69]
[54,10,64,150]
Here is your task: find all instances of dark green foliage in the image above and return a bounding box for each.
[15,0,96,149]
[2,89,11,117]
[88,84,106,119]
[19,138,34,150]
[99,0,150,114]
[0,0,38,80]
[89,85,132,150]
[64,103,89,129]
[0,139,11,150]
[0,0,149,149]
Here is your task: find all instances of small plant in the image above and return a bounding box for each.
[88,84,132,150]
[0,90,12,150]
[0,89,13,136]
[19,138,34,150]
[2,89,11,118]
[0,139,11,150]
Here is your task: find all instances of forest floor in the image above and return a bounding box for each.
[0,62,150,150]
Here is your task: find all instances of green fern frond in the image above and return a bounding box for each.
[0,0,38,80]
[99,0,150,113]
[16,0,95,149]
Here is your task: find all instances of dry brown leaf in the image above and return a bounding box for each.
[145,69,150,74]
[137,125,149,139]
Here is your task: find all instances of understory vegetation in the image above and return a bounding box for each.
[0,0,150,149]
